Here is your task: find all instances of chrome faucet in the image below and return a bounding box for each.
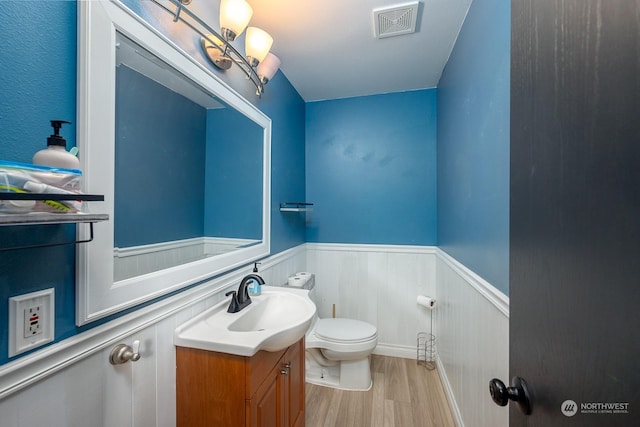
[225,273,265,313]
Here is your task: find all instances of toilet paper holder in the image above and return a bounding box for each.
[417,295,436,370]
[417,332,436,370]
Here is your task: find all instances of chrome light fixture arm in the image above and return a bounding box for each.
[150,0,264,95]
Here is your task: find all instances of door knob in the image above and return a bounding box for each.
[489,376,532,415]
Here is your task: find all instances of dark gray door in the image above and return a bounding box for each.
[509,0,640,425]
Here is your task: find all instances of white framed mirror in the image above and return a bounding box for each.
[76,0,271,325]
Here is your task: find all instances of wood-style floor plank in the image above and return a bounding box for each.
[383,356,411,404]
[305,355,455,427]
[383,400,395,427]
[370,372,385,427]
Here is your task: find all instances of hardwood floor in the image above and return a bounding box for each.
[305,355,456,427]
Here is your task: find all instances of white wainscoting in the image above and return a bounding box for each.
[0,245,306,426]
[0,243,508,427]
[114,237,259,281]
[435,249,510,427]
[306,243,438,358]
[305,243,510,427]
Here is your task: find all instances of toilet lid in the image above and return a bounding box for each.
[315,318,377,342]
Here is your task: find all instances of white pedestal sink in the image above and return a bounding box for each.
[174,285,316,356]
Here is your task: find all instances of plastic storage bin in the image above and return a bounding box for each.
[0,160,82,213]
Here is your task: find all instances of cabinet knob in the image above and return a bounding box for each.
[280,361,291,375]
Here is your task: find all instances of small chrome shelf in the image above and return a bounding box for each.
[0,193,104,202]
[0,192,108,250]
[0,212,108,226]
[279,202,314,213]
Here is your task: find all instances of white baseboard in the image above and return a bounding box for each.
[436,353,465,427]
[372,343,416,359]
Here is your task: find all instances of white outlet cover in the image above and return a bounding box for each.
[9,288,55,357]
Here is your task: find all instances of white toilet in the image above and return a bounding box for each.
[304,282,378,391]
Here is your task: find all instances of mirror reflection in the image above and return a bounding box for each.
[113,33,263,281]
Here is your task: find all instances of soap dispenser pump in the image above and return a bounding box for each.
[248,263,263,296]
[33,120,80,170]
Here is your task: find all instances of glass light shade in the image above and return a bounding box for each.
[219,0,253,38]
[245,27,273,65]
[257,53,281,83]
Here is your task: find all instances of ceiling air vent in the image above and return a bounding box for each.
[373,1,419,39]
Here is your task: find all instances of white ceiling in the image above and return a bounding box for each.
[246,0,472,102]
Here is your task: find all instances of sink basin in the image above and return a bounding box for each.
[174,286,316,356]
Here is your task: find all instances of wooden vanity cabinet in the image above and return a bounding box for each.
[176,338,305,427]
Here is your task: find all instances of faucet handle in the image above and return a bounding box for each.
[226,290,240,313]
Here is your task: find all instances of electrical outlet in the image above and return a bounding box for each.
[9,289,54,357]
[24,305,43,338]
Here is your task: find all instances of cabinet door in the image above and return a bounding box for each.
[176,347,246,427]
[283,340,305,427]
[248,364,284,427]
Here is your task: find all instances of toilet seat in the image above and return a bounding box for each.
[315,318,377,343]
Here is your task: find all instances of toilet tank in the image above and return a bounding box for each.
[307,277,317,304]
[291,273,316,303]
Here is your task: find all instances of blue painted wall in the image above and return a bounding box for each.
[305,90,438,245]
[0,0,79,364]
[204,107,263,240]
[0,0,305,365]
[116,66,269,245]
[437,0,510,294]
[256,73,307,254]
[0,1,77,162]
[115,65,206,247]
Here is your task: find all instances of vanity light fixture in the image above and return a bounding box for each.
[245,27,273,67]
[257,53,281,85]
[153,0,281,95]
[219,0,253,42]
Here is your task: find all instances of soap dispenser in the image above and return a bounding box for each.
[33,120,80,170]
[248,263,263,296]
